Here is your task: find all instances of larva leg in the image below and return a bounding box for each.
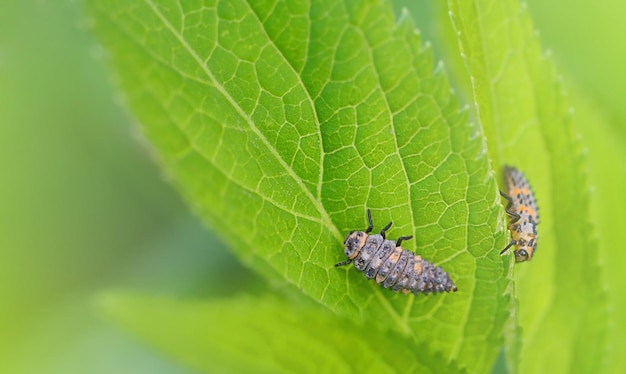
[500,190,514,209]
[505,209,521,224]
[396,236,413,246]
[380,221,393,239]
[335,259,352,267]
[499,239,516,255]
[365,209,374,234]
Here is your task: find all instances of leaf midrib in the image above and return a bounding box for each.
[462,1,554,361]
[242,0,326,203]
[140,0,414,337]
[243,0,421,337]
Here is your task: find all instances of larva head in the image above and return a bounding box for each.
[344,231,368,260]
[514,248,530,262]
[513,234,537,262]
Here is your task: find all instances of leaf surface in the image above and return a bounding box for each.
[87,0,510,370]
[447,0,608,372]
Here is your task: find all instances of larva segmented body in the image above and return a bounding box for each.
[335,210,457,295]
[500,166,539,262]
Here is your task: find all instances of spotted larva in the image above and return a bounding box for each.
[335,209,457,295]
[500,166,539,262]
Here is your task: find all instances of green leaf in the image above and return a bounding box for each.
[87,0,510,371]
[568,89,626,374]
[98,293,465,373]
[505,3,626,369]
[447,0,608,372]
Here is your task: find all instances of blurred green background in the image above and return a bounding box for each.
[1,0,624,373]
[0,1,259,372]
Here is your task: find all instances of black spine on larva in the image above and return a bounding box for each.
[408,257,457,295]
[376,246,402,283]
[392,254,415,292]
[382,248,410,288]
[364,238,394,279]
[354,235,383,271]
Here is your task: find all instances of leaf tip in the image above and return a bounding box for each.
[395,6,420,36]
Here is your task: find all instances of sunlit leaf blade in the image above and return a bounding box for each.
[98,294,465,373]
[447,0,608,372]
[87,0,510,370]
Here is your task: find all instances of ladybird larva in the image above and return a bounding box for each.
[499,166,540,262]
[335,209,457,295]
